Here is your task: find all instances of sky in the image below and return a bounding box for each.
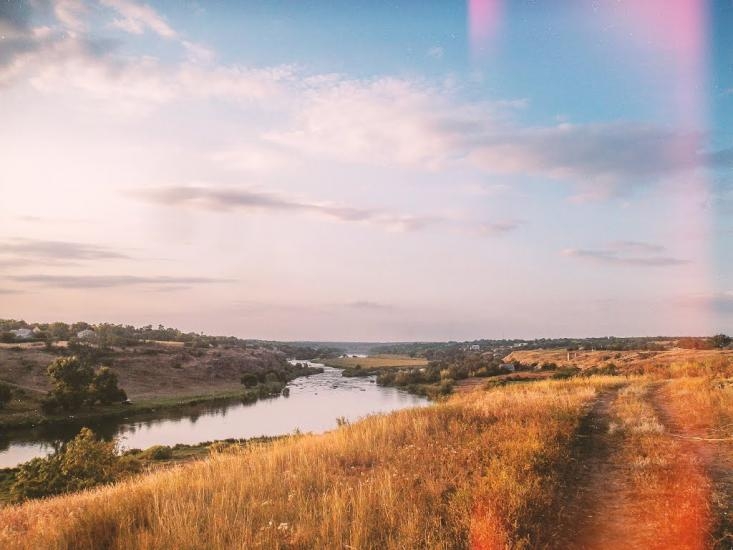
[0,0,732,341]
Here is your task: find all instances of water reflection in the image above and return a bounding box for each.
[0,363,428,468]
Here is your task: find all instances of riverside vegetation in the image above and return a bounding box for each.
[2,349,732,549]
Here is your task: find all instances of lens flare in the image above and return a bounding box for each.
[468,0,502,57]
[604,0,713,331]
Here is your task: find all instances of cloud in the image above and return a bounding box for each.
[266,75,707,197]
[8,274,232,289]
[608,240,666,254]
[0,0,289,109]
[706,147,733,167]
[562,242,689,267]
[677,291,733,313]
[53,0,88,33]
[467,123,702,198]
[427,46,444,60]
[0,288,23,295]
[2,1,724,200]
[265,77,519,169]
[134,185,440,232]
[474,221,522,236]
[100,0,176,38]
[346,301,392,310]
[0,239,130,262]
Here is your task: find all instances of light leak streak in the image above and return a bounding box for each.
[606,0,713,331]
[468,0,502,58]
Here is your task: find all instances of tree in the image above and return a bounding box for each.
[711,334,732,349]
[0,383,12,408]
[44,357,127,412]
[89,367,127,404]
[241,372,259,388]
[46,356,94,411]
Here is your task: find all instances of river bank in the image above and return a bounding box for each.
[0,364,429,469]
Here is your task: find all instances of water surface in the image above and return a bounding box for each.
[0,362,428,468]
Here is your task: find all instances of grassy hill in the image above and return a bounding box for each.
[0,341,293,429]
[505,348,733,374]
[1,354,732,548]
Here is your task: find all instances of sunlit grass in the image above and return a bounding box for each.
[0,377,620,549]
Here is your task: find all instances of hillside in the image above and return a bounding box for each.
[0,342,287,399]
[2,364,732,548]
[0,341,293,429]
[505,348,733,374]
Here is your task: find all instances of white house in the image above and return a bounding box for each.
[77,329,96,340]
[10,328,34,340]
[469,344,480,351]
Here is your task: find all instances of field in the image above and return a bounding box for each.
[1,351,732,548]
[505,347,733,373]
[318,354,428,369]
[3,360,732,549]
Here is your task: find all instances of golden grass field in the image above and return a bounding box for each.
[1,352,732,549]
[505,347,733,373]
[0,377,621,549]
[319,354,428,369]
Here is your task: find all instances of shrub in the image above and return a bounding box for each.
[552,367,581,380]
[140,445,173,460]
[11,428,125,502]
[241,372,259,388]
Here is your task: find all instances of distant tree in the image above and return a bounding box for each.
[0,383,12,408]
[241,372,259,388]
[48,322,70,341]
[0,332,15,343]
[711,334,732,349]
[89,367,127,404]
[46,356,94,411]
[44,357,126,412]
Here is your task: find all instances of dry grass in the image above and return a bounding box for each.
[319,354,428,370]
[659,377,733,435]
[611,382,712,549]
[658,377,733,546]
[505,348,733,376]
[0,377,619,550]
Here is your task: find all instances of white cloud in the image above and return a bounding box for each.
[266,77,486,169]
[427,46,444,59]
[0,0,721,201]
[100,0,176,38]
[52,0,88,33]
[562,242,689,267]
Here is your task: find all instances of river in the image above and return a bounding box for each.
[0,362,428,468]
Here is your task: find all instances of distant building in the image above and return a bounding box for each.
[469,344,480,351]
[76,329,96,340]
[10,328,34,340]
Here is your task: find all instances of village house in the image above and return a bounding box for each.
[10,328,34,340]
[76,329,96,340]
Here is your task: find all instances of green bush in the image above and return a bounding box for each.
[11,428,130,502]
[140,445,173,460]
